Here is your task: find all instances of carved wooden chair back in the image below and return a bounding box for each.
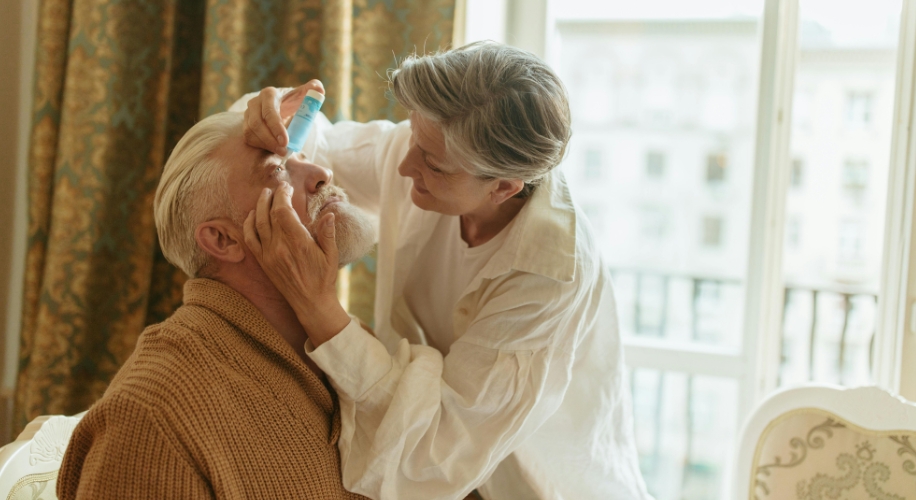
[732,385,916,499]
[0,413,85,500]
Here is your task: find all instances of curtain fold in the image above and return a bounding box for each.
[15,0,454,433]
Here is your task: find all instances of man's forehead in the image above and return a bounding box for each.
[216,132,271,180]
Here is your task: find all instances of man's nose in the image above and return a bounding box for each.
[302,162,333,193]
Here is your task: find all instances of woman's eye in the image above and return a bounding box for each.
[274,165,284,174]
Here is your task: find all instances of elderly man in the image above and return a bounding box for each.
[57,111,375,499]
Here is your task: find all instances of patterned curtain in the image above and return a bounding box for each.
[15,0,455,433]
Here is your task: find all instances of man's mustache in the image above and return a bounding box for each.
[306,184,349,223]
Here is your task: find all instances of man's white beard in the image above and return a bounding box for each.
[306,186,377,267]
[321,202,376,266]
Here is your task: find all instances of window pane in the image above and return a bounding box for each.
[630,369,739,500]
[779,0,902,387]
[555,0,764,352]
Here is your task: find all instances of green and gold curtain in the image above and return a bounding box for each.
[16,0,455,433]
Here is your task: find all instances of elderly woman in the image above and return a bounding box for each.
[237,42,650,500]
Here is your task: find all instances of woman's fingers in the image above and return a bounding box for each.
[279,80,325,120]
[270,182,313,244]
[246,110,279,155]
[314,212,339,268]
[269,183,336,266]
[255,187,274,244]
[243,210,263,259]
[303,79,325,95]
[243,87,287,155]
[262,98,288,152]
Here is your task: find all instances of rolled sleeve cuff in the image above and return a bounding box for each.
[306,319,393,401]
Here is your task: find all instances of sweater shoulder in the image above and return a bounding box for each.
[104,304,231,408]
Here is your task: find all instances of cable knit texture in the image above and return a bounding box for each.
[56,278,367,500]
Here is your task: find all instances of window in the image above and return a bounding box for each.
[842,159,869,202]
[705,154,727,184]
[584,148,603,179]
[646,151,666,179]
[464,0,911,498]
[702,217,723,248]
[634,275,668,336]
[847,92,874,127]
[790,158,804,188]
[640,206,670,242]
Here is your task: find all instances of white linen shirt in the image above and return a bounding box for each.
[229,96,650,500]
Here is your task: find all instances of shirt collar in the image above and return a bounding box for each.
[482,170,578,283]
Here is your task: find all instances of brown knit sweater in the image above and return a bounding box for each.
[57,279,367,500]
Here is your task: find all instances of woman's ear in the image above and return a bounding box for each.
[490,179,525,205]
[195,219,246,265]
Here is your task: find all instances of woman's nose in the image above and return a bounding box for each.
[397,149,420,178]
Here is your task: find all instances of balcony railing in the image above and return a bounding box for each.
[609,268,877,386]
[609,268,878,500]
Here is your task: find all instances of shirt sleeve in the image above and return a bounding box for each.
[57,395,213,500]
[307,274,579,500]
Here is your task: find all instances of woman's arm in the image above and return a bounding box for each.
[306,276,583,500]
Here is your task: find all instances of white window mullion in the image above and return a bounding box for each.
[876,0,916,397]
[741,0,799,416]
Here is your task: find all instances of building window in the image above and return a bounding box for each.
[791,159,804,188]
[702,216,723,247]
[706,154,727,183]
[584,148,603,179]
[842,159,869,202]
[646,151,666,179]
[847,92,874,127]
[639,206,670,243]
[838,219,865,263]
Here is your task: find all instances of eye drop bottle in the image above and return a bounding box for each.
[282,89,325,164]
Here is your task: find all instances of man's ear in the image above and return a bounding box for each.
[489,179,525,205]
[195,219,246,265]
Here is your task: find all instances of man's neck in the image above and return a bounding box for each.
[209,268,324,377]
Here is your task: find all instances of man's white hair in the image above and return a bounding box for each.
[154,112,241,277]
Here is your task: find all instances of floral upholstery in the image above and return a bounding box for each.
[751,408,916,499]
[5,471,57,500]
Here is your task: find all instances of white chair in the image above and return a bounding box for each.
[732,385,916,499]
[0,413,85,500]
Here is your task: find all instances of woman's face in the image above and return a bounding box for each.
[397,113,498,216]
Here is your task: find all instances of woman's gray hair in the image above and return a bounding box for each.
[390,41,572,198]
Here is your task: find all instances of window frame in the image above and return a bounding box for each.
[875,0,916,398]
